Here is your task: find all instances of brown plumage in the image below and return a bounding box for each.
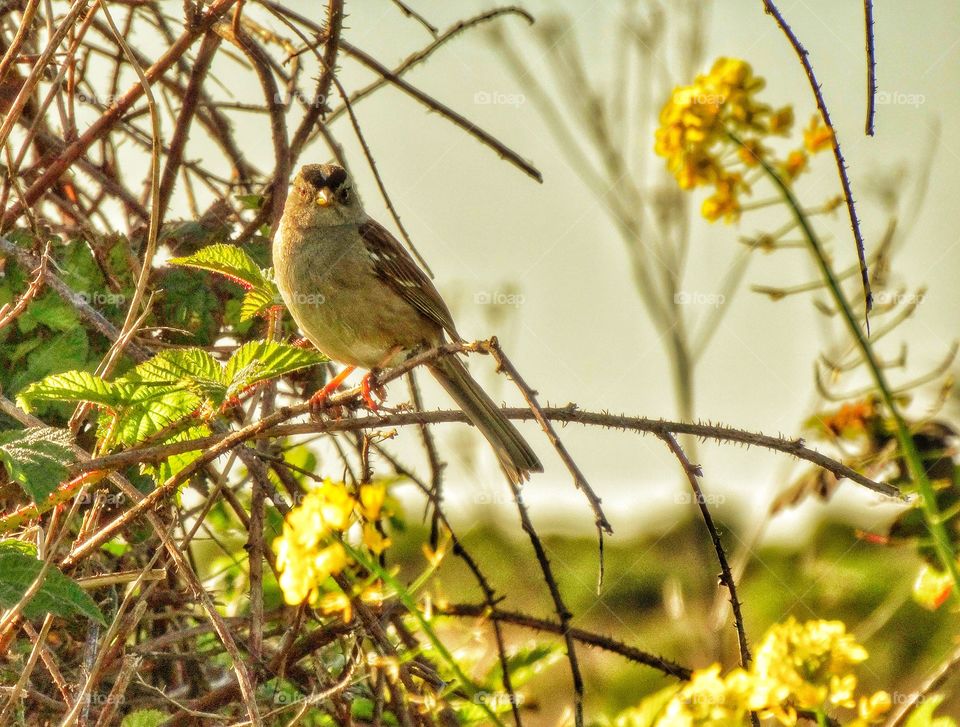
[274,163,542,483]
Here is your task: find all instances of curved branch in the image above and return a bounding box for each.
[439,603,691,680]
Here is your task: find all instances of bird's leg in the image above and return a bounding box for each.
[361,347,403,412]
[360,372,382,411]
[309,365,356,415]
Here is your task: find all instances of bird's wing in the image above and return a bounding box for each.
[358,219,461,341]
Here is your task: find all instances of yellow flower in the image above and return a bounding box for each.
[314,542,347,578]
[701,174,744,223]
[857,691,892,723]
[362,522,392,555]
[655,56,811,225]
[318,591,353,622]
[769,105,795,134]
[656,665,753,726]
[803,115,834,153]
[316,480,356,531]
[273,483,354,606]
[781,150,808,181]
[754,617,868,718]
[913,563,954,610]
[359,482,387,520]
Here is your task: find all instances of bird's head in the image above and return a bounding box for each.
[285,163,362,226]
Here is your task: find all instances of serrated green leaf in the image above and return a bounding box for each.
[224,341,327,397]
[123,349,227,405]
[17,370,120,413]
[0,427,75,503]
[0,540,106,624]
[141,423,210,485]
[125,348,223,386]
[111,389,202,448]
[168,243,266,290]
[240,279,281,321]
[120,709,169,727]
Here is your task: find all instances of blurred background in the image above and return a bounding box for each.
[6,0,960,722]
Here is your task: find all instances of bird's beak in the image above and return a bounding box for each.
[315,187,333,207]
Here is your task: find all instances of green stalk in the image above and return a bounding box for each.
[743,138,960,592]
[340,540,508,727]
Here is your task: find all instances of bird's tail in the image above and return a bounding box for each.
[428,355,542,484]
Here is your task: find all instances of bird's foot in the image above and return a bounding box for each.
[308,365,356,418]
[361,371,387,412]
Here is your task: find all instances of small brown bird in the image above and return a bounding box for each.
[273,163,542,483]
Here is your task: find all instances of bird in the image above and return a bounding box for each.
[273,163,543,484]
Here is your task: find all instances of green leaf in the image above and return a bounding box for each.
[236,193,264,210]
[120,709,169,727]
[141,423,210,485]
[905,695,957,727]
[224,341,327,397]
[168,243,266,290]
[20,327,90,390]
[17,370,120,413]
[602,684,679,727]
[111,388,202,448]
[0,540,106,624]
[486,642,564,689]
[0,427,75,503]
[16,291,79,334]
[123,348,227,405]
[240,278,281,321]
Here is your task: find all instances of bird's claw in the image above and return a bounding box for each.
[361,372,387,412]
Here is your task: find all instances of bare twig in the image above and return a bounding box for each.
[864,0,877,136]
[761,0,873,317]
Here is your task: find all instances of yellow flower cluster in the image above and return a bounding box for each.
[273,479,390,608]
[656,618,890,726]
[655,57,833,223]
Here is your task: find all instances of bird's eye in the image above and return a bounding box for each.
[337,186,351,204]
